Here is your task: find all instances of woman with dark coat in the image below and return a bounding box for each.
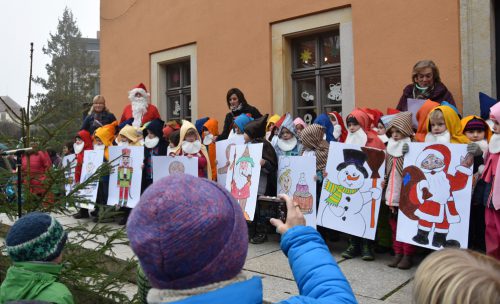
[81,95,117,135]
[217,88,262,141]
[396,60,456,111]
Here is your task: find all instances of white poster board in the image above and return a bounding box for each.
[407,98,426,129]
[396,143,473,250]
[318,142,385,240]
[225,143,263,221]
[107,146,144,209]
[62,154,76,195]
[152,156,198,182]
[216,136,245,186]
[278,156,317,228]
[77,150,104,209]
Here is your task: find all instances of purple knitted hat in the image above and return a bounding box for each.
[127,174,248,290]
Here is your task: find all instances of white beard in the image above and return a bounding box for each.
[130,96,148,127]
[234,163,251,189]
[333,124,342,140]
[378,134,389,144]
[182,140,201,154]
[118,141,129,147]
[387,137,411,157]
[74,142,84,154]
[425,130,450,144]
[277,137,298,152]
[167,146,175,155]
[94,144,105,150]
[423,170,451,204]
[489,133,500,154]
[145,136,160,148]
[346,128,368,146]
[203,133,214,145]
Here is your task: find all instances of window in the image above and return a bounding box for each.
[292,30,341,124]
[165,60,191,121]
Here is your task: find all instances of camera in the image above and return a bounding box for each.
[257,196,287,223]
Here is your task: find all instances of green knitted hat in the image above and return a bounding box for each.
[6,212,68,262]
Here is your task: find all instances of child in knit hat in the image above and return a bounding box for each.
[127,174,356,303]
[243,114,278,243]
[477,102,500,259]
[462,115,491,251]
[273,113,302,157]
[0,212,73,304]
[382,112,416,269]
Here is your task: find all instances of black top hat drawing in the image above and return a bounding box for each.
[336,149,368,178]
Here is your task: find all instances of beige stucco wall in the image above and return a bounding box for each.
[101,0,462,124]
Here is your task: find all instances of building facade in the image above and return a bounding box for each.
[100,0,498,124]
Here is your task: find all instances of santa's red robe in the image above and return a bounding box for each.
[410,166,471,233]
[120,104,160,126]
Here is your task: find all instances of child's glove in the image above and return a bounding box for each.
[467,143,482,156]
[402,143,410,155]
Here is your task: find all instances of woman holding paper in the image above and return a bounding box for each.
[396,60,456,111]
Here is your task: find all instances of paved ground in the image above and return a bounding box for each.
[0,212,416,303]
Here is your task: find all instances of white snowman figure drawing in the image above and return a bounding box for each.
[320,149,381,237]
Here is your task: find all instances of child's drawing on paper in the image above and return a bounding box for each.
[81,162,97,194]
[169,161,185,174]
[117,148,134,208]
[278,168,292,196]
[230,146,254,219]
[218,144,235,175]
[318,143,384,239]
[216,136,245,186]
[62,154,76,195]
[293,173,314,214]
[397,143,473,249]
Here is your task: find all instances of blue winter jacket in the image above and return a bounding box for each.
[161,226,356,304]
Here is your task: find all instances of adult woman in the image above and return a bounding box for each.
[396,60,456,111]
[217,88,262,141]
[81,95,117,135]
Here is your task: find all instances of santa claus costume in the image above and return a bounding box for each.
[479,102,500,259]
[120,83,160,128]
[73,129,94,219]
[410,144,472,248]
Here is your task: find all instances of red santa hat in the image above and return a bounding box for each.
[129,83,150,98]
[416,144,451,173]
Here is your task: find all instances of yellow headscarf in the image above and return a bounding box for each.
[266,114,281,130]
[460,115,492,141]
[427,106,469,144]
[94,121,118,160]
[171,120,212,180]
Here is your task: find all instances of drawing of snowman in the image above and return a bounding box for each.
[320,149,381,237]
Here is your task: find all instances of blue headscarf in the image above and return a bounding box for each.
[313,113,335,142]
[195,117,210,136]
[479,92,498,120]
[234,114,254,132]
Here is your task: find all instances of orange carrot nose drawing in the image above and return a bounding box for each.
[347,174,359,181]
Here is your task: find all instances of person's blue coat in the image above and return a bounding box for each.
[163,226,356,304]
[313,114,335,142]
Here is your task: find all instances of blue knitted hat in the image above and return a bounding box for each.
[127,174,248,290]
[6,212,68,262]
[234,114,254,133]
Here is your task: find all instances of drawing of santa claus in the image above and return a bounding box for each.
[230,146,254,220]
[402,144,473,248]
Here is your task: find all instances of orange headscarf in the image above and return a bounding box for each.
[348,108,386,149]
[427,106,469,144]
[202,118,219,180]
[415,99,439,142]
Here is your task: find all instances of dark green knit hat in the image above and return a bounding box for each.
[6,212,67,262]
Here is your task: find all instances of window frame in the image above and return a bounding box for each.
[165,59,191,121]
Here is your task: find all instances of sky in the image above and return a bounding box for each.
[0,0,100,108]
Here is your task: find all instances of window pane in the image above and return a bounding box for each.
[184,94,191,118]
[295,39,316,69]
[321,32,340,65]
[167,64,181,88]
[295,78,316,108]
[167,95,182,119]
[323,75,342,105]
[183,62,191,86]
[297,108,317,125]
[324,105,343,116]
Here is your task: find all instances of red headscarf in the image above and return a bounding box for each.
[348,108,385,149]
[328,111,347,142]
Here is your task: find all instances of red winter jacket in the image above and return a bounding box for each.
[120,104,160,126]
[22,151,52,195]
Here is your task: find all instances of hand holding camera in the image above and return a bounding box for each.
[270,194,306,235]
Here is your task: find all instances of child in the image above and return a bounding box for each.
[0,212,73,304]
[173,120,212,179]
[91,121,117,221]
[374,119,389,145]
[142,119,168,192]
[167,129,180,155]
[413,248,500,304]
[266,114,281,140]
[462,115,491,251]
[229,114,253,140]
[414,99,439,142]
[243,114,278,244]
[479,102,500,259]
[342,109,385,260]
[425,106,470,144]
[115,125,143,146]
[73,129,93,219]
[383,112,415,269]
[293,117,308,138]
[273,113,302,156]
[328,111,347,142]
[313,113,335,142]
[345,109,386,150]
[202,118,219,181]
